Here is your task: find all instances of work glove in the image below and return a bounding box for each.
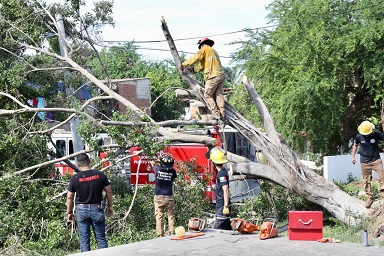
[223,206,229,216]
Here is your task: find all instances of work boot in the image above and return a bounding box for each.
[212,111,221,120]
[365,196,374,209]
[220,111,225,121]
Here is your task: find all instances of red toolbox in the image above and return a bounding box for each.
[288,211,323,240]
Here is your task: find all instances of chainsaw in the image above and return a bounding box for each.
[259,217,278,240]
[188,217,207,232]
[231,217,282,240]
[230,218,259,234]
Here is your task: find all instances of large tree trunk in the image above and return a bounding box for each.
[160,17,373,226]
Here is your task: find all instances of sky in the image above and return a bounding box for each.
[46,0,274,67]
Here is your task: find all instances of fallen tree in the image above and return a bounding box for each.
[1,2,382,236]
[160,17,384,230]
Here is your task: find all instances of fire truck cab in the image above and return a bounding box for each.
[47,130,112,176]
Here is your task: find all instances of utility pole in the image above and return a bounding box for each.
[56,12,84,164]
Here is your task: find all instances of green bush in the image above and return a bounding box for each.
[233,181,324,224]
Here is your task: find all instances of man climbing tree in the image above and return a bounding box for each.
[179,38,226,120]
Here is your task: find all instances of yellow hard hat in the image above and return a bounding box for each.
[210,148,228,164]
[358,121,374,135]
[175,226,186,237]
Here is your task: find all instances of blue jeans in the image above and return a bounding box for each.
[76,205,108,252]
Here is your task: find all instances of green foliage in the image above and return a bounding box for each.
[173,158,215,222]
[77,119,104,151]
[234,0,384,155]
[323,217,365,243]
[105,112,169,156]
[145,62,188,122]
[0,176,69,248]
[235,181,324,223]
[227,85,261,126]
[0,117,52,177]
[334,180,360,198]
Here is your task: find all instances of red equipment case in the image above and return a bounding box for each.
[288,211,323,240]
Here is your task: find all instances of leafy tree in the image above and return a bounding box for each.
[233,0,384,155]
[227,85,260,126]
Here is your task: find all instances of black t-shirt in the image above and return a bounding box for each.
[67,169,110,204]
[154,165,177,196]
[216,167,230,208]
[355,132,384,163]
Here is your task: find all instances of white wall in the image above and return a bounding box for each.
[324,154,380,183]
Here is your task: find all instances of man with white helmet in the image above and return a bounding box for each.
[352,120,384,208]
[210,147,231,229]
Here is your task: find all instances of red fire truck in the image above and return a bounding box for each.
[129,126,260,203]
[48,126,260,203]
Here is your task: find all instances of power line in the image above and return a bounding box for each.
[100,1,383,64]
[101,25,276,44]
[135,47,232,59]
[126,0,237,10]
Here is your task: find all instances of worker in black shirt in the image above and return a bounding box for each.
[352,121,384,208]
[66,153,113,252]
[153,154,177,237]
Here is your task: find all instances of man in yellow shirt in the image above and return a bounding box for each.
[179,38,226,120]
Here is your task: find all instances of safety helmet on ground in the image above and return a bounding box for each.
[209,148,228,164]
[175,226,186,237]
[197,38,214,49]
[358,121,375,135]
[160,154,174,168]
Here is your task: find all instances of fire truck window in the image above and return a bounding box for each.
[55,140,66,157]
[69,140,74,159]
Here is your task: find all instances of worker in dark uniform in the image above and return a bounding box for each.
[210,148,231,230]
[352,120,384,208]
[66,153,113,252]
[153,154,177,237]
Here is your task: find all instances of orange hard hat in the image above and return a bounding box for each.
[197,38,214,49]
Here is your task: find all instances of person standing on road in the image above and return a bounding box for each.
[352,120,384,208]
[179,38,226,120]
[210,148,232,230]
[66,153,113,252]
[153,154,177,237]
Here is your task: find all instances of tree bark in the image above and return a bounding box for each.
[160,17,372,225]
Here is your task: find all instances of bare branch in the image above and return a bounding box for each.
[33,96,114,134]
[4,149,91,179]
[100,119,219,127]
[0,92,29,108]
[0,107,76,116]
[24,66,76,74]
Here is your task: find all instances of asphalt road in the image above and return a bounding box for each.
[67,229,383,256]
